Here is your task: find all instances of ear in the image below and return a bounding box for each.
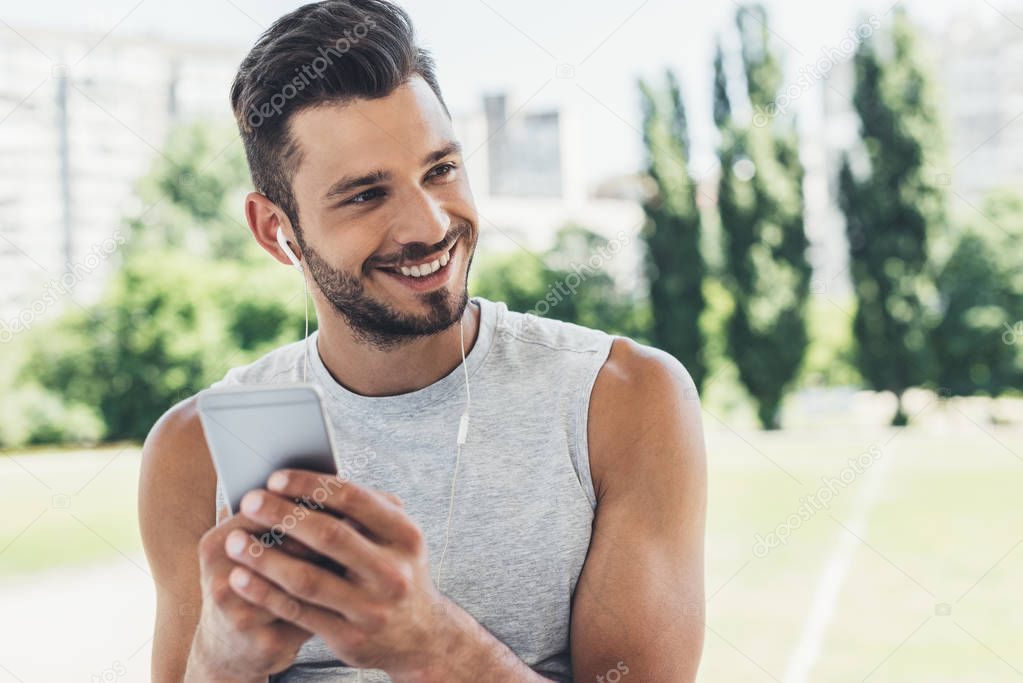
[245,191,301,268]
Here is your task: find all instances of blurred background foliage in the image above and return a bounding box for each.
[471,224,652,341]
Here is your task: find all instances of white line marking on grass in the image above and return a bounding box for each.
[783,448,893,683]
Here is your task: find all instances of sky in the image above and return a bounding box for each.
[2,0,1018,186]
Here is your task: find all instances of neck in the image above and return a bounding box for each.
[312,298,481,397]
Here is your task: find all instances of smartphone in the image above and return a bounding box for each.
[196,383,339,515]
[198,383,354,577]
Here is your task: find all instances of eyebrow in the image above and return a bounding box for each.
[322,140,463,202]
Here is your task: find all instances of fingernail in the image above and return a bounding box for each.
[267,471,288,491]
[240,492,262,514]
[230,567,251,588]
[226,531,246,557]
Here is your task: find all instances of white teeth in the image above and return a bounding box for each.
[395,246,453,278]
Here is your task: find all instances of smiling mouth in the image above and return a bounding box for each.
[376,236,459,278]
[374,236,462,293]
[379,247,451,278]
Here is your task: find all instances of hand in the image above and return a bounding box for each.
[223,469,453,679]
[189,504,314,682]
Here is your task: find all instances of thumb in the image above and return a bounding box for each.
[383,492,404,508]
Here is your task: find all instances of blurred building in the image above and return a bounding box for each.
[0,27,242,325]
[938,10,1023,200]
[453,91,644,291]
[482,93,563,198]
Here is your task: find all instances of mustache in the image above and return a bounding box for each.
[373,223,469,269]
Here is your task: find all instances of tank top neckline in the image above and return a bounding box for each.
[307,296,498,416]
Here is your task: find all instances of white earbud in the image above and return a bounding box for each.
[277,225,310,382]
[276,226,303,272]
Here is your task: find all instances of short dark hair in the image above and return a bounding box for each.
[230,0,450,229]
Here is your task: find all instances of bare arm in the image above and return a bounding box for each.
[139,397,219,682]
[139,397,309,683]
[570,338,708,681]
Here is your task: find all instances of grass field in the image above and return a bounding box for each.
[1,422,1020,682]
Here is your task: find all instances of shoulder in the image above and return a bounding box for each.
[587,337,705,504]
[138,395,218,573]
[593,337,699,407]
[143,394,207,462]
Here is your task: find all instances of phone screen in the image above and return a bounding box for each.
[197,383,338,515]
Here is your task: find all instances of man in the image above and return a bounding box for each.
[138,1,706,681]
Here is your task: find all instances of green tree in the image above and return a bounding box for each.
[838,8,946,424]
[125,122,258,261]
[26,250,308,441]
[932,190,1023,396]
[470,224,649,340]
[23,121,311,442]
[714,4,812,429]
[637,69,707,390]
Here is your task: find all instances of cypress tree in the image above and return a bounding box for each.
[838,8,945,424]
[638,69,707,391]
[715,4,811,429]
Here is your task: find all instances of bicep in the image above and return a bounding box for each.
[570,340,707,682]
[138,397,218,683]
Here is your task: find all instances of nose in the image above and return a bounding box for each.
[390,187,450,256]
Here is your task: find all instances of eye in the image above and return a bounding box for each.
[429,162,457,179]
[345,188,385,205]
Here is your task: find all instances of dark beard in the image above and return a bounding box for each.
[297,227,474,351]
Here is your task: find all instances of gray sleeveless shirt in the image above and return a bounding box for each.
[207,296,616,682]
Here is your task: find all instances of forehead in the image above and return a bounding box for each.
[287,76,454,195]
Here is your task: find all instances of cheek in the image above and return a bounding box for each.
[318,226,381,273]
[445,181,477,229]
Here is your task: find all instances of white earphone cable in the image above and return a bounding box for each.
[302,271,310,384]
[438,305,470,591]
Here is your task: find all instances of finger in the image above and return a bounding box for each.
[225,531,386,628]
[266,470,419,549]
[253,526,355,577]
[235,492,361,562]
[238,491,398,593]
[228,566,363,650]
[203,511,306,629]
[353,491,402,543]
[220,518,334,573]
[253,528,326,562]
[204,512,285,580]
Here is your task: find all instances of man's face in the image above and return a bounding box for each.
[285,75,478,349]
